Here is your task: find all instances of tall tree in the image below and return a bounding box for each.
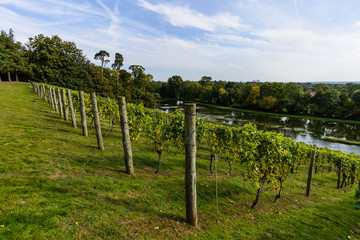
[26,34,90,89]
[351,90,360,107]
[94,50,110,73]
[112,53,124,86]
[167,75,183,99]
[0,29,28,81]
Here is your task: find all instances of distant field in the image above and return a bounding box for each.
[1,82,360,239]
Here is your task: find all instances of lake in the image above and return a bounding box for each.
[157,100,360,155]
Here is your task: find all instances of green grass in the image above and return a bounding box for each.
[195,101,360,125]
[1,82,360,239]
[321,136,360,146]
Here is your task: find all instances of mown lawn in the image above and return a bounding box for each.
[1,82,360,239]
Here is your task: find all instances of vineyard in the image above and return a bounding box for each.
[1,82,360,239]
[31,82,360,207]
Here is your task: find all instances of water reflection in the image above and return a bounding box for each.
[156,100,360,155]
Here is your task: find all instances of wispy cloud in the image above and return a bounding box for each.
[137,0,244,32]
[292,0,302,29]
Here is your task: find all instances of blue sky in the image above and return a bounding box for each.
[1,0,360,82]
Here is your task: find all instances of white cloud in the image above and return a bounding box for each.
[2,0,360,82]
[137,0,243,32]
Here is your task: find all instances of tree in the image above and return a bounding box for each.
[0,29,28,81]
[88,64,113,97]
[258,96,278,110]
[199,76,212,86]
[128,65,156,108]
[246,86,261,106]
[260,82,286,100]
[129,65,151,91]
[26,34,90,89]
[167,75,183,98]
[94,50,110,73]
[352,90,360,107]
[112,53,124,86]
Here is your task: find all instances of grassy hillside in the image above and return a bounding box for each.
[1,82,360,239]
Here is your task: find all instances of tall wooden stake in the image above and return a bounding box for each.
[61,89,69,121]
[79,91,88,137]
[215,152,219,214]
[306,150,316,197]
[42,85,47,102]
[118,96,134,175]
[52,88,59,112]
[337,165,342,189]
[185,103,198,228]
[91,92,104,150]
[47,86,53,107]
[67,89,77,128]
[57,88,64,117]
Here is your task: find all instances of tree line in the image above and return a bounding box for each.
[153,76,360,120]
[0,29,156,107]
[2,28,360,120]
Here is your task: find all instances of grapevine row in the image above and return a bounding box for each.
[31,82,360,209]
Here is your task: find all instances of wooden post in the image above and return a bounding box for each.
[57,88,64,117]
[91,92,104,150]
[52,88,59,112]
[337,165,342,189]
[8,72,11,82]
[67,89,77,128]
[185,103,198,227]
[42,85,47,102]
[79,91,88,137]
[61,89,69,121]
[0,76,2,82]
[50,87,56,109]
[215,152,219,214]
[118,96,134,175]
[15,73,18,82]
[48,87,53,106]
[40,85,43,99]
[306,150,316,197]
[50,87,55,110]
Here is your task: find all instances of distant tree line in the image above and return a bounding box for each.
[153,76,360,120]
[0,29,156,107]
[2,29,360,120]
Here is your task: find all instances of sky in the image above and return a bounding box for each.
[1,0,360,82]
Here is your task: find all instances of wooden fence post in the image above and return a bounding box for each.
[40,85,43,99]
[52,88,59,113]
[79,91,88,137]
[91,92,104,150]
[185,103,198,227]
[57,88,64,117]
[118,96,134,175]
[67,89,77,128]
[215,152,219,214]
[47,86,53,108]
[306,150,316,197]
[42,85,47,102]
[51,87,56,109]
[337,165,342,189]
[61,89,69,121]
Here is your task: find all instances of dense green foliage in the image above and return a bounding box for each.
[0,29,29,81]
[154,77,360,120]
[2,28,360,119]
[0,29,156,107]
